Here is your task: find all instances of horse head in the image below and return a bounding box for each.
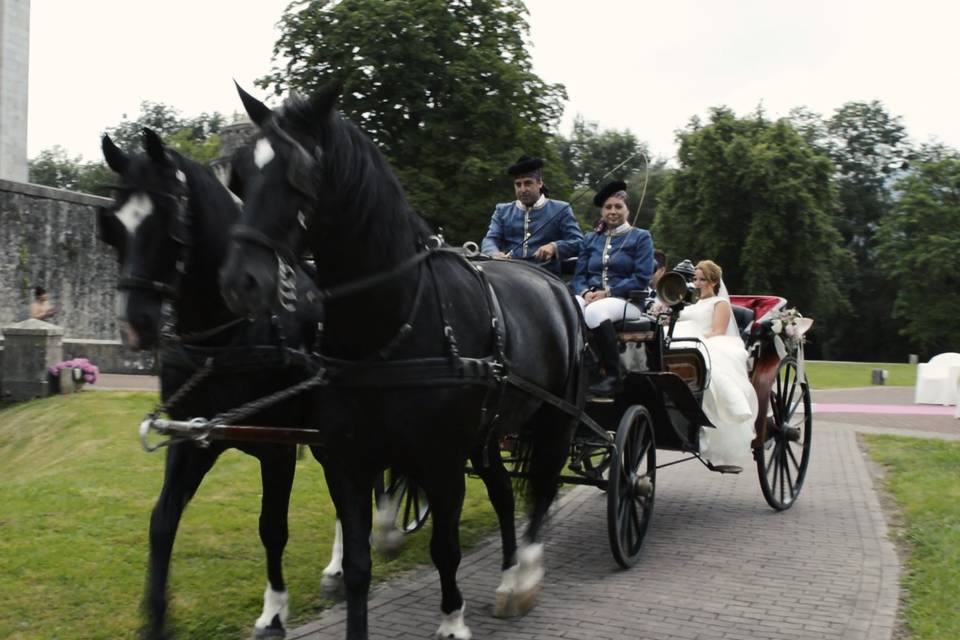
[219,83,341,316]
[100,129,246,349]
[99,129,198,349]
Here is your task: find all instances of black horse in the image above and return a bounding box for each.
[219,84,586,640]
[98,128,324,640]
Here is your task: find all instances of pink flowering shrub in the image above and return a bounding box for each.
[49,358,99,385]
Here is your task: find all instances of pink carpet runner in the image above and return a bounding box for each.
[813,403,956,416]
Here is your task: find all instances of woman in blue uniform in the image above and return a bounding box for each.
[572,180,655,396]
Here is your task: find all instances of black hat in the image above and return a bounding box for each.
[673,259,696,281]
[506,155,544,177]
[592,180,628,207]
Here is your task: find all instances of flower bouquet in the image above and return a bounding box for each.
[48,358,100,394]
[770,308,806,349]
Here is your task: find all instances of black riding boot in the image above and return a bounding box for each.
[589,320,621,397]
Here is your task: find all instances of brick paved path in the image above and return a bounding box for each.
[290,420,901,640]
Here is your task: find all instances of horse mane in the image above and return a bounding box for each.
[169,150,240,234]
[280,96,432,255]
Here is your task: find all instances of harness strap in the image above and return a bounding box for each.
[231,224,299,266]
[117,276,178,297]
[316,247,433,302]
[320,355,502,389]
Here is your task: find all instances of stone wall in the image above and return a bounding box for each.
[0,179,119,339]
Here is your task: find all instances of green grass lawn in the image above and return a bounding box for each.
[804,361,917,389]
[0,392,499,639]
[864,435,960,640]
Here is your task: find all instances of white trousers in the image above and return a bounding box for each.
[576,295,644,329]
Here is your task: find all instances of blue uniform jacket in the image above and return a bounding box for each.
[571,227,655,298]
[481,198,583,272]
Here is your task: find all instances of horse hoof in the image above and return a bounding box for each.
[435,604,472,640]
[513,583,540,617]
[493,589,517,618]
[321,572,346,601]
[373,528,404,558]
[252,614,286,639]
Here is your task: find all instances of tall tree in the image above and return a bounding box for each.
[28,103,225,195]
[558,116,647,188]
[261,0,568,243]
[653,107,851,352]
[876,146,960,356]
[106,102,225,165]
[822,102,912,359]
[28,146,113,196]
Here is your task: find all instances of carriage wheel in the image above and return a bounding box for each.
[756,356,812,511]
[375,469,430,534]
[607,405,656,568]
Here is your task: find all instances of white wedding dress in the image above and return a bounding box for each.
[673,295,757,467]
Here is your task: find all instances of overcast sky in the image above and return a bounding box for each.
[26,0,960,163]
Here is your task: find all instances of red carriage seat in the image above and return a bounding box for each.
[729,295,786,343]
[729,295,786,323]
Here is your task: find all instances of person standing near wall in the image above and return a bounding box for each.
[30,286,56,321]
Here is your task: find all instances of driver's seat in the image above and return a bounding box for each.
[731,304,754,342]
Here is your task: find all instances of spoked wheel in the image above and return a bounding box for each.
[756,356,812,510]
[607,405,656,568]
[375,469,430,534]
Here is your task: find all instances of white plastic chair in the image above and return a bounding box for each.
[914,352,960,405]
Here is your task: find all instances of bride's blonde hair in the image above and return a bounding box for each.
[695,260,722,294]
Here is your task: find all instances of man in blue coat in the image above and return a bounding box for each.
[481,155,583,274]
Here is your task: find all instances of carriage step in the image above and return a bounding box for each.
[586,395,615,404]
[710,464,743,474]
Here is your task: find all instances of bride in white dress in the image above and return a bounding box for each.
[672,260,757,467]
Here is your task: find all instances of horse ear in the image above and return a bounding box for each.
[309,79,343,118]
[142,128,170,165]
[102,135,129,174]
[235,81,274,128]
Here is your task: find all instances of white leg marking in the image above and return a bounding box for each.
[493,565,519,617]
[517,543,544,593]
[254,138,275,169]
[372,492,404,555]
[322,519,343,578]
[321,519,346,600]
[115,193,153,236]
[254,583,289,630]
[436,603,472,640]
[494,543,543,617]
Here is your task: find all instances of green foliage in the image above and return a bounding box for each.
[652,107,851,340]
[28,145,82,188]
[0,392,498,638]
[876,148,960,354]
[105,101,225,162]
[553,115,660,226]
[28,145,114,197]
[865,435,960,639]
[558,116,647,189]
[28,103,225,196]
[261,0,568,243]
[789,102,913,360]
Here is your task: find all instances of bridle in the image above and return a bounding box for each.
[114,184,193,300]
[228,119,442,311]
[228,118,321,312]
[111,178,248,343]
